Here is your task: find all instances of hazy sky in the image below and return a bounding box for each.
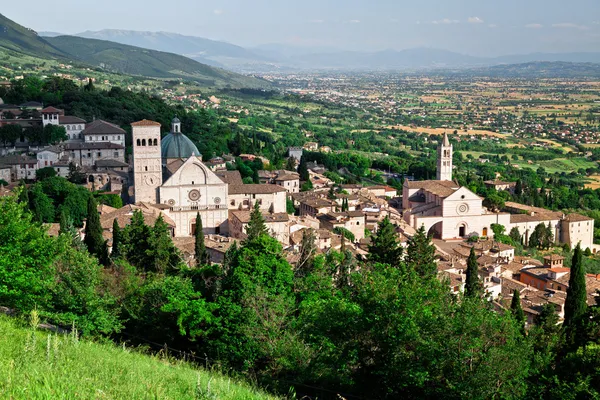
[3,0,600,56]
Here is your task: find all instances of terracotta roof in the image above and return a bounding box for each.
[82,120,126,135]
[65,142,124,150]
[549,267,570,273]
[41,106,63,113]
[564,213,594,223]
[59,116,86,124]
[95,159,129,168]
[229,183,287,195]
[510,212,562,224]
[99,204,175,230]
[484,180,515,186]
[406,180,459,198]
[131,119,161,127]
[544,254,565,261]
[215,170,243,186]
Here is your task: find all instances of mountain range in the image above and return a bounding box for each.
[40,29,600,73]
[0,14,269,89]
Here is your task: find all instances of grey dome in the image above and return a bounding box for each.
[0,97,3,105]
[161,131,200,159]
[172,116,181,124]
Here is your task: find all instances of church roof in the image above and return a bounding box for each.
[442,132,450,146]
[161,131,200,160]
[131,119,161,127]
[406,180,459,198]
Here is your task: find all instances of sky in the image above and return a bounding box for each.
[3,0,600,56]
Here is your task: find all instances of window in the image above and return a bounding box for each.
[153,138,158,146]
[114,152,119,157]
[145,166,148,172]
[97,152,101,157]
[142,139,146,146]
[87,152,91,158]
[230,200,235,206]
[137,139,141,146]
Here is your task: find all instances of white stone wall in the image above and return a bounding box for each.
[229,191,287,214]
[562,219,594,251]
[0,167,11,183]
[85,134,125,147]
[508,219,561,246]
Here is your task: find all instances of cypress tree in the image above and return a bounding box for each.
[194,212,210,266]
[465,247,483,298]
[296,228,317,278]
[148,214,182,273]
[405,225,437,278]
[368,217,404,268]
[564,243,588,348]
[510,289,526,334]
[245,202,268,242]
[83,196,107,265]
[111,218,122,259]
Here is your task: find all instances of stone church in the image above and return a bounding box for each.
[132,118,229,237]
[403,133,512,240]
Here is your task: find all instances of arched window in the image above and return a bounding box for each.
[136,139,141,146]
[145,166,148,171]
[142,139,146,146]
[153,138,158,146]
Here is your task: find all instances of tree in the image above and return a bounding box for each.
[285,157,296,171]
[123,210,152,269]
[67,162,86,184]
[43,124,67,144]
[405,225,437,278]
[510,289,525,334]
[286,198,296,215]
[194,212,210,266]
[245,202,268,242]
[147,215,182,273]
[368,217,404,268]
[0,124,22,146]
[83,196,108,265]
[298,155,310,182]
[296,228,317,278]
[111,218,122,260]
[509,227,522,244]
[564,244,588,349]
[465,247,483,298]
[36,167,57,180]
[28,183,54,223]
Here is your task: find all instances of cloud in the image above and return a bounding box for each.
[213,9,224,15]
[552,22,589,30]
[309,19,324,23]
[468,17,484,24]
[432,18,460,25]
[525,23,543,29]
[348,19,361,23]
[488,24,498,28]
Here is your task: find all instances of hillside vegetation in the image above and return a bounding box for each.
[0,314,277,400]
[46,35,271,88]
[0,13,66,59]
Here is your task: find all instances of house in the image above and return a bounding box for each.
[228,183,287,214]
[82,120,126,147]
[65,142,126,167]
[229,210,289,244]
[36,146,64,168]
[288,147,303,161]
[318,211,366,242]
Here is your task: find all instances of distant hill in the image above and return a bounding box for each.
[45,35,271,88]
[455,61,600,79]
[0,14,270,89]
[0,13,67,59]
[74,29,273,69]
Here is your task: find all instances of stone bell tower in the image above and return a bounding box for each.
[132,119,163,203]
[437,132,453,181]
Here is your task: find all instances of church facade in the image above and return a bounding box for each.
[132,118,229,237]
[402,133,595,251]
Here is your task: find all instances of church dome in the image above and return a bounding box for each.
[161,131,200,160]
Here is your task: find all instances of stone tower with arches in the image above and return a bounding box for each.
[436,132,453,181]
[132,119,163,203]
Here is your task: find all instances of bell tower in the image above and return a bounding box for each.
[132,119,163,203]
[437,133,453,181]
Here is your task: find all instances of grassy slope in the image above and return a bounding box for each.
[46,35,271,89]
[0,315,278,400]
[0,13,67,59]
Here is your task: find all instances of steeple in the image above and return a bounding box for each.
[437,133,453,181]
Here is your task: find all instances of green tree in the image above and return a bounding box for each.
[405,225,437,278]
[111,218,122,260]
[0,124,22,146]
[465,247,483,298]
[123,210,152,269]
[83,196,108,265]
[245,202,268,242]
[509,227,522,244]
[296,228,317,278]
[368,217,404,268]
[36,167,57,180]
[28,183,54,223]
[510,289,526,334]
[147,215,182,273]
[194,212,210,266]
[564,244,588,349]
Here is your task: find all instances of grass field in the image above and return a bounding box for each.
[0,314,278,400]
[514,157,596,174]
[386,124,509,138]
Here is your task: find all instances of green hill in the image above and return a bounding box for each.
[45,35,271,88]
[0,13,271,89]
[0,314,278,399]
[0,13,67,59]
